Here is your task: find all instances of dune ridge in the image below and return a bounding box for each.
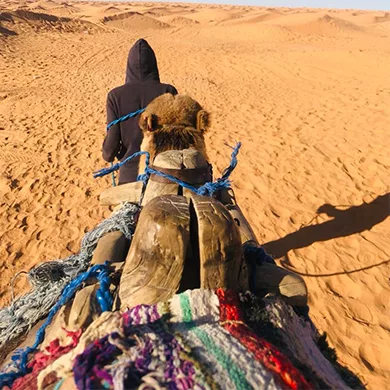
[103,6,121,14]
[102,10,171,30]
[287,14,365,35]
[0,8,100,34]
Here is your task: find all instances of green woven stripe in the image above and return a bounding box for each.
[180,292,193,323]
[179,293,252,390]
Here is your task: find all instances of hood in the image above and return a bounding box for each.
[125,39,160,84]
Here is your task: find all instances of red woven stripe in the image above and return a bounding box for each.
[216,289,312,390]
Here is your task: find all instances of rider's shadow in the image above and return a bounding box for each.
[263,193,389,271]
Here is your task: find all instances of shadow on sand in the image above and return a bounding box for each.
[263,193,390,276]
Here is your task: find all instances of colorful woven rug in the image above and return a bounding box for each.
[2,289,358,390]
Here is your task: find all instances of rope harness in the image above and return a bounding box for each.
[100,108,242,199]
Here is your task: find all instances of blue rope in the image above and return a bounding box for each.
[0,262,113,389]
[94,150,150,180]
[106,108,146,187]
[93,142,242,197]
[106,108,145,131]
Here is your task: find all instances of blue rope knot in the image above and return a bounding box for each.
[93,142,242,198]
[0,262,113,389]
[95,265,113,312]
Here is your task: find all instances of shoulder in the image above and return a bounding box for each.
[107,84,138,110]
[108,84,130,98]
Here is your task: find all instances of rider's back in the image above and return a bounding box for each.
[103,39,177,184]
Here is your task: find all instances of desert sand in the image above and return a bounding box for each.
[0,0,389,387]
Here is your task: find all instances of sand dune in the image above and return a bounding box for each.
[102,11,170,30]
[142,5,195,16]
[0,9,99,35]
[103,6,121,14]
[51,3,81,17]
[334,11,383,26]
[288,14,365,35]
[242,11,282,23]
[160,14,199,26]
[34,0,61,10]
[0,1,389,389]
[219,10,283,26]
[29,4,48,11]
[88,1,107,6]
[374,12,390,23]
[189,8,244,24]
[55,3,80,12]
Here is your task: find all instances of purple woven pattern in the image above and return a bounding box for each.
[123,302,162,329]
[73,334,121,389]
[73,303,202,390]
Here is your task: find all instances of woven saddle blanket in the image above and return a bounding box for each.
[5,289,355,390]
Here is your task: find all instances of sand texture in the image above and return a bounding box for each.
[0,1,389,388]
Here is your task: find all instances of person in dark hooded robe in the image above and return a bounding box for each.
[102,39,178,184]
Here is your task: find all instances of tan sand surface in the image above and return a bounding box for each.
[0,0,389,387]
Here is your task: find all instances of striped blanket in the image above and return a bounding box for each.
[5,289,360,390]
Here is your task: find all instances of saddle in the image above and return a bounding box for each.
[2,149,305,366]
[99,148,254,309]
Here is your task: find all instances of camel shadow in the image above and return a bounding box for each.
[263,193,390,271]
